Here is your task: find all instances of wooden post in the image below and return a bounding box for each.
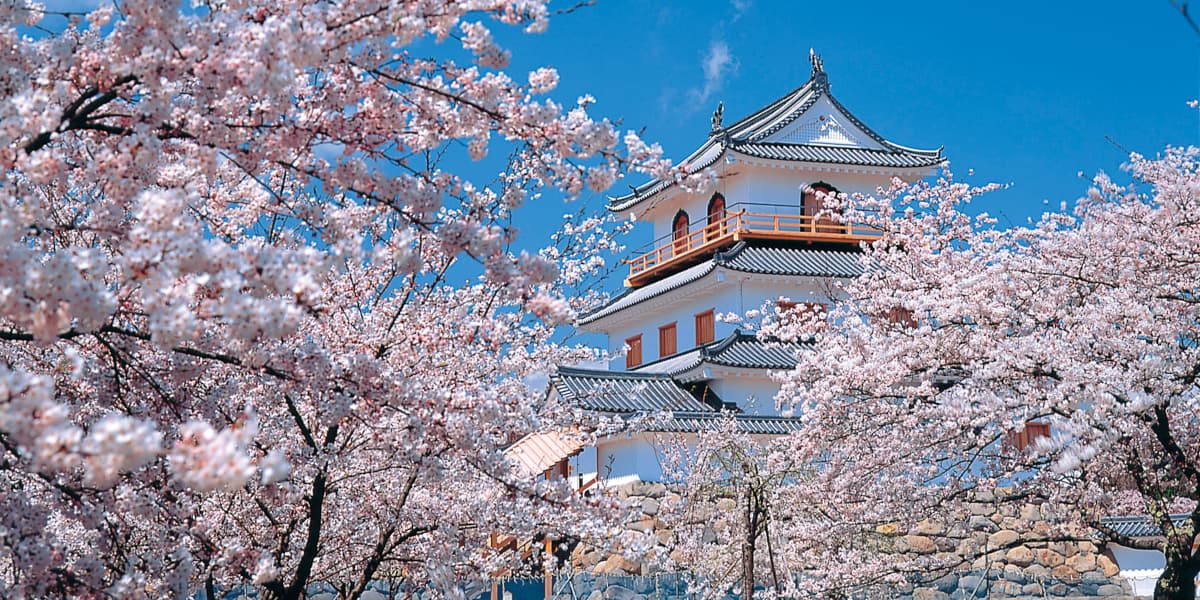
[543,537,553,600]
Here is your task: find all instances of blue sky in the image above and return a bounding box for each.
[497,0,1198,255]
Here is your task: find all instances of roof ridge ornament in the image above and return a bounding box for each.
[710,101,724,133]
[809,48,827,89]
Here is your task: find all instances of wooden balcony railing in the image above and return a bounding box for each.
[624,206,878,286]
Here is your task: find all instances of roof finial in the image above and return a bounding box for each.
[809,48,827,88]
[711,101,724,132]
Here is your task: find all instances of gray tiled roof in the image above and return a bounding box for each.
[550,368,803,435]
[1098,515,1191,539]
[609,68,943,212]
[577,242,862,326]
[733,142,942,168]
[551,367,712,413]
[718,243,864,277]
[704,332,806,369]
[646,412,804,435]
[635,331,806,379]
[577,260,717,325]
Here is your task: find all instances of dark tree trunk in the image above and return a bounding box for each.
[1154,545,1198,600]
[742,485,755,600]
[261,426,337,600]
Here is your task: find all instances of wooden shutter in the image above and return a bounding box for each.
[1006,421,1051,452]
[625,335,642,368]
[885,306,917,328]
[658,322,677,358]
[695,309,715,345]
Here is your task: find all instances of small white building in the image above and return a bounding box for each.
[549,54,943,486]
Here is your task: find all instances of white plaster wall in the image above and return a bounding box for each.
[596,435,666,483]
[606,284,742,369]
[739,278,843,316]
[707,376,786,416]
[1109,544,1170,598]
[596,432,783,484]
[569,444,599,487]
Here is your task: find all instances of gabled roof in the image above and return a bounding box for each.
[609,59,943,212]
[550,366,713,413]
[577,241,863,326]
[634,331,807,380]
[578,259,717,326]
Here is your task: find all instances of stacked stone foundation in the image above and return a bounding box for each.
[565,484,1140,599]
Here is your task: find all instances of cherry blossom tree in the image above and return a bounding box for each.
[0,1,703,597]
[660,419,795,600]
[751,148,1200,598]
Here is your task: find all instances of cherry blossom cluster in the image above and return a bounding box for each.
[0,1,665,597]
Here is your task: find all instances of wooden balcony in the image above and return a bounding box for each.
[624,205,878,287]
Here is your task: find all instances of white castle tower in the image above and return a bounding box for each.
[551,54,944,486]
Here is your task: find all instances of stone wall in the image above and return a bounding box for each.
[891,492,1133,599]
[567,483,1142,599]
[570,481,680,576]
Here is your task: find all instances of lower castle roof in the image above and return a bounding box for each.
[633,331,806,381]
[578,241,863,327]
[550,332,806,434]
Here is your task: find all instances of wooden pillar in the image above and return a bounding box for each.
[544,536,554,600]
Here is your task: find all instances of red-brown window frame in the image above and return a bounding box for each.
[884,306,917,328]
[777,300,828,316]
[671,210,690,256]
[695,309,715,345]
[658,322,678,358]
[706,194,726,241]
[625,334,643,369]
[1006,421,1051,453]
[802,182,840,232]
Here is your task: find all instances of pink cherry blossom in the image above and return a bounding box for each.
[0,1,673,597]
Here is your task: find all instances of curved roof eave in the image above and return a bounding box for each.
[577,242,866,328]
[607,138,728,213]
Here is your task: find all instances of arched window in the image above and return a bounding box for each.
[706,194,726,241]
[672,210,690,255]
[802,182,840,233]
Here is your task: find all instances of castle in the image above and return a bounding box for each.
[549,54,943,486]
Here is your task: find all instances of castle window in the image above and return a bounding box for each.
[776,300,829,331]
[695,309,715,345]
[884,306,917,328]
[625,335,643,368]
[658,322,677,358]
[706,194,726,241]
[802,182,840,232]
[672,210,690,256]
[1006,421,1051,453]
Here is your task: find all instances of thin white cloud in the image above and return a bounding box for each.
[730,0,752,21]
[688,40,735,108]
